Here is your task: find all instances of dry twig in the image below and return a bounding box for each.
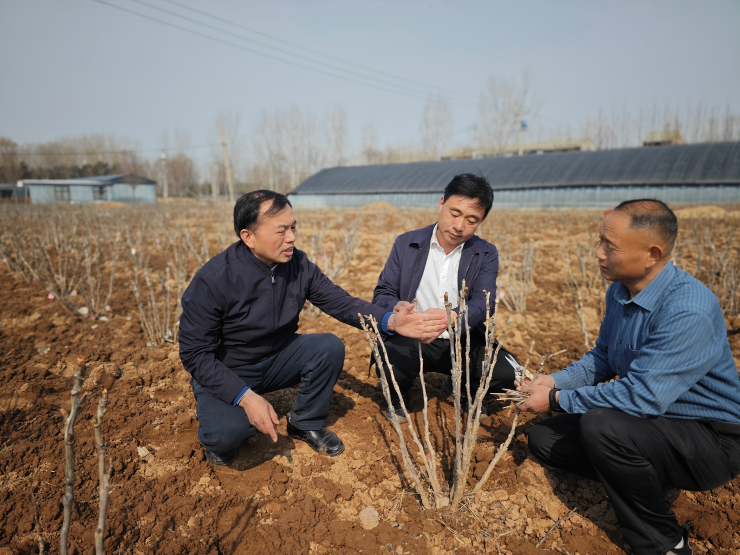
[94,390,112,555]
[534,508,576,548]
[60,358,87,555]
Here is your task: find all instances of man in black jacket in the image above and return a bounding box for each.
[179,190,447,465]
[372,174,517,421]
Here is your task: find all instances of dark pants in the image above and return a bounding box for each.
[191,333,345,457]
[529,409,740,555]
[377,333,517,401]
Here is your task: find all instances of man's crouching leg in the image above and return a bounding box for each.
[263,333,346,456]
[191,378,257,466]
[578,408,740,555]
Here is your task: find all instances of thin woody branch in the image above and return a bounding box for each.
[94,390,112,555]
[60,358,87,555]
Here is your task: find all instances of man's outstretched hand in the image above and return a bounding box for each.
[388,307,448,344]
[238,390,279,442]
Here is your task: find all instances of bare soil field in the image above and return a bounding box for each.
[1,203,739,555]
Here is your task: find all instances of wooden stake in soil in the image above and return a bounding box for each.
[60,358,87,555]
[94,390,112,555]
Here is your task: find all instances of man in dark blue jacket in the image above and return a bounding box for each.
[372,174,517,421]
[180,190,447,465]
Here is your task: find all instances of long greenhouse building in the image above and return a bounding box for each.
[289,142,740,209]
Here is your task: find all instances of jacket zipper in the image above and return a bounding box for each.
[271,265,276,332]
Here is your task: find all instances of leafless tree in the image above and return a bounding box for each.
[324,105,350,167]
[361,123,382,165]
[475,73,538,155]
[420,94,454,160]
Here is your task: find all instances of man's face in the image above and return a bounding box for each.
[436,195,487,252]
[241,202,297,266]
[595,210,658,283]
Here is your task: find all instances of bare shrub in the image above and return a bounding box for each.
[498,233,539,312]
[360,283,519,510]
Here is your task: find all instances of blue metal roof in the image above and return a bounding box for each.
[290,142,740,195]
[22,174,156,186]
[73,174,156,185]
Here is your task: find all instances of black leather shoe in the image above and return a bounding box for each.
[666,523,694,555]
[205,448,237,466]
[287,419,345,457]
[442,376,488,417]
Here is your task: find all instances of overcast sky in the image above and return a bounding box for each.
[1,0,738,165]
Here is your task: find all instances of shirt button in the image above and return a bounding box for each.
[618,340,622,344]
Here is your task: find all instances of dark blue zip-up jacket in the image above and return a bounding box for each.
[372,224,499,333]
[179,240,387,404]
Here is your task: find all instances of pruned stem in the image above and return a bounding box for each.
[359,314,434,510]
[30,483,44,554]
[94,390,111,555]
[472,407,521,494]
[415,300,441,497]
[60,358,87,555]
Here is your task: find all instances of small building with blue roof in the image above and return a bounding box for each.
[20,174,157,204]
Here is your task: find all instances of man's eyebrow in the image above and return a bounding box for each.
[276,220,297,229]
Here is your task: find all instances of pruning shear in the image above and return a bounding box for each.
[505,354,534,385]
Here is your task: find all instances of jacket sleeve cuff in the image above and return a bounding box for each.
[379,312,394,335]
[232,385,251,406]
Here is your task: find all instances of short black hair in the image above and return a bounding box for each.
[612,198,678,252]
[233,190,292,237]
[443,173,494,217]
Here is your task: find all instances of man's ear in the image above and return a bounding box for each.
[240,229,255,249]
[646,244,664,268]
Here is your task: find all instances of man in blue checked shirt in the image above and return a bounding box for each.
[517,199,740,555]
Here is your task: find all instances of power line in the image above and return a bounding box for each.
[129,0,467,103]
[160,0,479,103]
[89,0,476,108]
[17,143,221,157]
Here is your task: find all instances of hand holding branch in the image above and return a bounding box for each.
[238,390,279,442]
[516,383,555,414]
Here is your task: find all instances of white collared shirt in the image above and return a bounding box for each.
[415,225,464,339]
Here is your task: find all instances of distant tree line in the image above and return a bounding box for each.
[4,77,739,197]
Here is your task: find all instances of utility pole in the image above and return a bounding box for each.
[518,120,528,156]
[160,152,169,203]
[219,124,235,204]
[210,164,219,202]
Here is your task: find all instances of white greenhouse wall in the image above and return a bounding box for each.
[289,185,740,210]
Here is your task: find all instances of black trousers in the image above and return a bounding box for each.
[529,409,740,555]
[191,333,345,456]
[376,333,517,401]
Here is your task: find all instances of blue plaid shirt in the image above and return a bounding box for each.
[553,262,740,422]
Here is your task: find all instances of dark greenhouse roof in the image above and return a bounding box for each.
[291,142,740,195]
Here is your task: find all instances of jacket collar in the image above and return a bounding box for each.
[407,223,491,255]
[236,241,275,274]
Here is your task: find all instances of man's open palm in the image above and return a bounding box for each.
[389,310,448,343]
